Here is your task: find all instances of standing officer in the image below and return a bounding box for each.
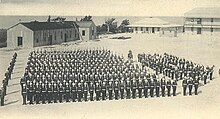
[89,82,94,101]
[182,77,188,96]
[131,80,137,99]
[108,80,113,100]
[35,82,40,104]
[138,79,144,98]
[77,82,83,102]
[125,79,131,99]
[144,79,149,98]
[120,79,125,99]
[150,80,155,97]
[166,79,171,97]
[156,80,160,97]
[0,86,4,106]
[27,81,34,104]
[101,81,107,100]
[114,80,120,100]
[58,82,64,103]
[188,78,193,95]
[47,82,53,103]
[161,78,166,97]
[194,77,199,95]
[83,81,88,101]
[65,82,70,102]
[53,81,58,103]
[95,82,101,101]
[71,82,77,102]
[203,72,208,85]
[172,80,177,96]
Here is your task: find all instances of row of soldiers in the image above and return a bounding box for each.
[0,52,17,106]
[20,49,178,105]
[138,53,214,84]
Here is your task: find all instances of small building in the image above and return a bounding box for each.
[76,21,97,41]
[127,17,183,36]
[184,7,220,35]
[7,21,79,49]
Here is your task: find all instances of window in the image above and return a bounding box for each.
[141,27,143,31]
[211,18,214,22]
[70,31,72,38]
[191,27,194,32]
[157,28,160,31]
[82,30,85,36]
[36,38,39,43]
[135,27,138,31]
[197,18,202,24]
[146,27,148,31]
[211,28,213,32]
[17,37,23,46]
[61,32,63,39]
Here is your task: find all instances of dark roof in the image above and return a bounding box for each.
[20,21,78,31]
[184,7,220,18]
[76,21,96,28]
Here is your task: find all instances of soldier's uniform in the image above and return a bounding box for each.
[131,80,137,99]
[0,87,4,106]
[182,78,188,96]
[27,82,34,104]
[144,79,149,98]
[203,72,207,85]
[161,79,166,97]
[120,80,125,99]
[71,82,77,102]
[114,80,120,100]
[188,78,193,95]
[125,79,131,99]
[53,82,58,103]
[156,80,160,97]
[35,82,40,104]
[78,82,83,102]
[166,80,171,97]
[83,82,88,101]
[150,80,155,97]
[108,81,113,100]
[47,82,53,103]
[95,82,101,101]
[58,83,64,103]
[138,79,143,98]
[101,81,107,100]
[89,82,94,101]
[172,80,177,96]
[194,78,199,95]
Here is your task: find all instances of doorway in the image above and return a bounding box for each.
[64,34,67,42]
[152,27,155,33]
[17,37,23,46]
[197,28,201,34]
[48,35,52,45]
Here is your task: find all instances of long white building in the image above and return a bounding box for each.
[184,7,220,35]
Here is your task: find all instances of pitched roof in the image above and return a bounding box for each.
[184,7,220,18]
[127,17,182,27]
[76,21,95,28]
[19,21,78,31]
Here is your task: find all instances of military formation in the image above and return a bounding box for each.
[20,49,180,105]
[138,52,214,96]
[0,52,17,106]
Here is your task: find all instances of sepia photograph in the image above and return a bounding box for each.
[0,0,220,119]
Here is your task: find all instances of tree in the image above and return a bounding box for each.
[80,15,92,21]
[119,19,130,33]
[105,18,118,33]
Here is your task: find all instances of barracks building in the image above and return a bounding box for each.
[184,7,220,35]
[7,20,97,49]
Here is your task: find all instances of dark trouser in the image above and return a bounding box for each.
[161,87,165,97]
[167,87,171,96]
[194,85,198,95]
[22,93,27,105]
[204,78,207,84]
[144,88,148,98]
[210,73,213,80]
[65,92,70,102]
[189,85,192,95]
[156,87,160,97]
[90,91,94,101]
[138,88,142,98]
[109,90,113,100]
[0,97,4,106]
[132,89,136,99]
[72,91,77,102]
[115,90,119,100]
[150,87,154,97]
[35,92,40,104]
[172,86,176,96]
[29,92,33,104]
[102,90,106,100]
[84,91,88,101]
[120,89,124,99]
[183,86,187,96]
[48,92,52,103]
[96,91,100,101]
[78,91,82,102]
[53,92,58,103]
[58,92,63,103]
[126,89,130,99]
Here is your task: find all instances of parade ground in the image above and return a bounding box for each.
[0,33,220,119]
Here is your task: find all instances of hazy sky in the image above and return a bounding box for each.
[0,0,219,16]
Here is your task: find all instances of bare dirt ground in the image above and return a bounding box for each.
[0,33,220,119]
